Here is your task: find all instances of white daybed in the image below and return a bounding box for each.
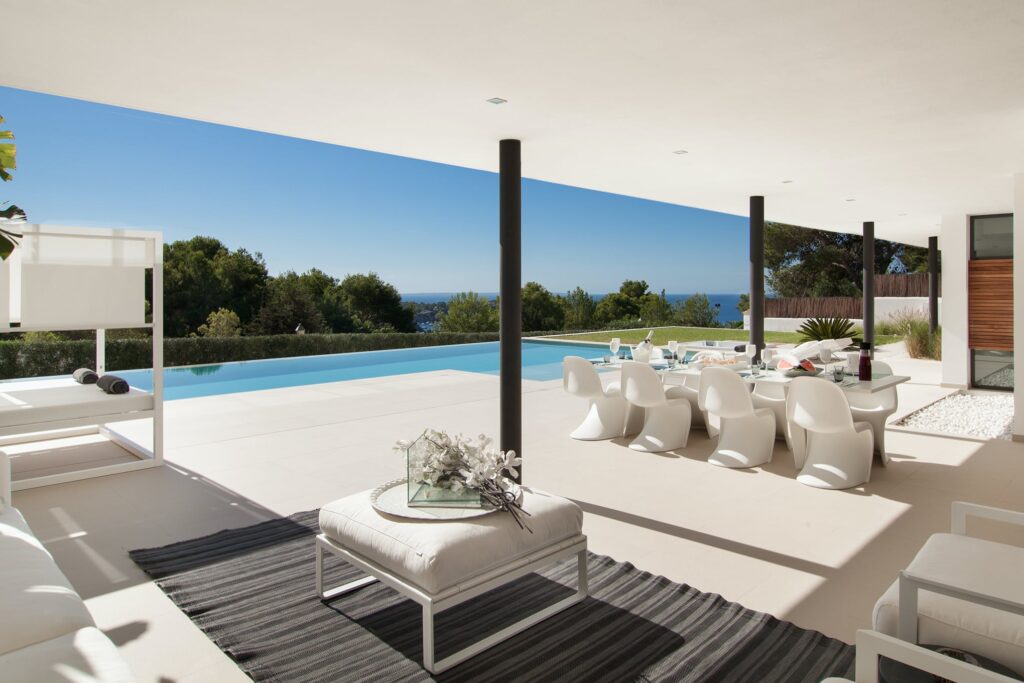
[0,225,164,490]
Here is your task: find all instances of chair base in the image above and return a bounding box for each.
[628,401,691,453]
[708,411,776,469]
[570,396,628,441]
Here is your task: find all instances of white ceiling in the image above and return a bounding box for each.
[3,0,1024,244]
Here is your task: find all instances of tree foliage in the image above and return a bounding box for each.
[337,272,416,333]
[250,271,326,335]
[765,222,930,297]
[436,292,499,333]
[0,114,25,260]
[521,282,565,331]
[197,308,242,337]
[562,287,596,330]
[676,293,719,327]
[163,236,269,337]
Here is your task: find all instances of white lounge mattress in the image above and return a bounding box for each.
[0,377,153,430]
[320,488,583,595]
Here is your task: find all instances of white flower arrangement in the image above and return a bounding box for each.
[395,430,530,530]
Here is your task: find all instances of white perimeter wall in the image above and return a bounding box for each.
[744,297,940,333]
[940,214,971,388]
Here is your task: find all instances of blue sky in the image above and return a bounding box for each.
[0,86,748,294]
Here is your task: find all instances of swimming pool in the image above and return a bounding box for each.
[117,340,605,400]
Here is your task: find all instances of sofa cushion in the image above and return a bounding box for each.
[0,515,94,655]
[319,487,583,594]
[873,532,1024,674]
[0,626,132,682]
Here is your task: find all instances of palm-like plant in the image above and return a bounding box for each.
[0,115,26,260]
[797,316,858,344]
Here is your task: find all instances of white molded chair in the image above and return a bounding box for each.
[620,361,691,452]
[698,366,776,468]
[751,381,790,446]
[563,356,637,440]
[786,377,873,489]
[847,360,897,465]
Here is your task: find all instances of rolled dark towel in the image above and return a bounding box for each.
[733,344,747,353]
[72,368,99,384]
[96,374,130,395]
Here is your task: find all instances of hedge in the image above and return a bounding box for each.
[0,331,573,380]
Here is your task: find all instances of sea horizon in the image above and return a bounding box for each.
[402,292,745,323]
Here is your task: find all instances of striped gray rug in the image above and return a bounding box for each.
[130,510,854,682]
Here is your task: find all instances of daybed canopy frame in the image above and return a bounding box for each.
[0,225,163,490]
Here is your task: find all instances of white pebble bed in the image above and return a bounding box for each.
[895,391,1014,440]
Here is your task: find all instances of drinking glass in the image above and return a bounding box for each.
[819,348,832,364]
[667,340,678,359]
[610,338,621,358]
[745,343,757,365]
[761,348,775,369]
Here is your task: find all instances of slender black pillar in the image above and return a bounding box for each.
[499,139,522,483]
[749,196,765,362]
[928,235,939,335]
[863,221,875,351]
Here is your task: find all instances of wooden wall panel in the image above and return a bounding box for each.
[968,259,1013,350]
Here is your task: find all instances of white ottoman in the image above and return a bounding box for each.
[316,487,587,674]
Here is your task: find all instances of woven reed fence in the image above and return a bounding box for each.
[764,274,937,319]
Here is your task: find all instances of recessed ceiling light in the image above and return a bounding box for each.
[845,198,856,202]
[781,180,794,184]
[672,149,688,155]
[486,97,508,105]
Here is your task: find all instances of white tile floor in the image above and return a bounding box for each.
[10,349,1024,682]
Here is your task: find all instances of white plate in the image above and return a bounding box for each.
[370,478,521,521]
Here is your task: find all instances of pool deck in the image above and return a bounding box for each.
[10,345,1024,682]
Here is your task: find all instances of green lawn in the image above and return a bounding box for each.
[542,326,899,347]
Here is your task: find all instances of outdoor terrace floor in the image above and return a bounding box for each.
[10,346,1024,682]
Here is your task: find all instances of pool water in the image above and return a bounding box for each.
[118,340,605,400]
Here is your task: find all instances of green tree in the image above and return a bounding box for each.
[250,271,326,335]
[163,236,269,336]
[563,287,596,330]
[676,293,719,327]
[765,222,927,297]
[197,308,242,337]
[737,293,749,313]
[638,290,674,325]
[436,292,499,332]
[337,272,415,332]
[521,281,565,331]
[594,280,650,324]
[0,114,26,259]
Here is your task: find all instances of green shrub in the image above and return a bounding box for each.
[0,331,572,380]
[878,308,926,337]
[797,317,857,343]
[905,320,941,360]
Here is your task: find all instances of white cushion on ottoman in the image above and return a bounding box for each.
[319,487,583,594]
[873,532,1024,673]
[0,627,133,682]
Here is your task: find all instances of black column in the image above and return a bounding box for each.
[499,139,522,483]
[863,221,875,351]
[928,235,939,335]
[749,196,765,362]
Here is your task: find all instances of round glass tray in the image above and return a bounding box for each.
[370,478,514,521]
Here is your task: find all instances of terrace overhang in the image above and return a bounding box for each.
[4,1,1024,244]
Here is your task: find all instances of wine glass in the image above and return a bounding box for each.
[819,348,832,365]
[745,343,757,372]
[667,340,678,359]
[610,337,621,360]
[761,348,774,370]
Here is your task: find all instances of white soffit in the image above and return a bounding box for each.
[3,0,1024,245]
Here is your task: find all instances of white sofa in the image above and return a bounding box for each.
[0,451,133,682]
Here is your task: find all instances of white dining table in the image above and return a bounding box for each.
[591,359,910,395]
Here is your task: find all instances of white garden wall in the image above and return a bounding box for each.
[743,297,941,333]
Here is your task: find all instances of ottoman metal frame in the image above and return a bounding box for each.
[316,532,588,674]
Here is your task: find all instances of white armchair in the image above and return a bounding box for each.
[872,501,1024,675]
[821,629,1020,682]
